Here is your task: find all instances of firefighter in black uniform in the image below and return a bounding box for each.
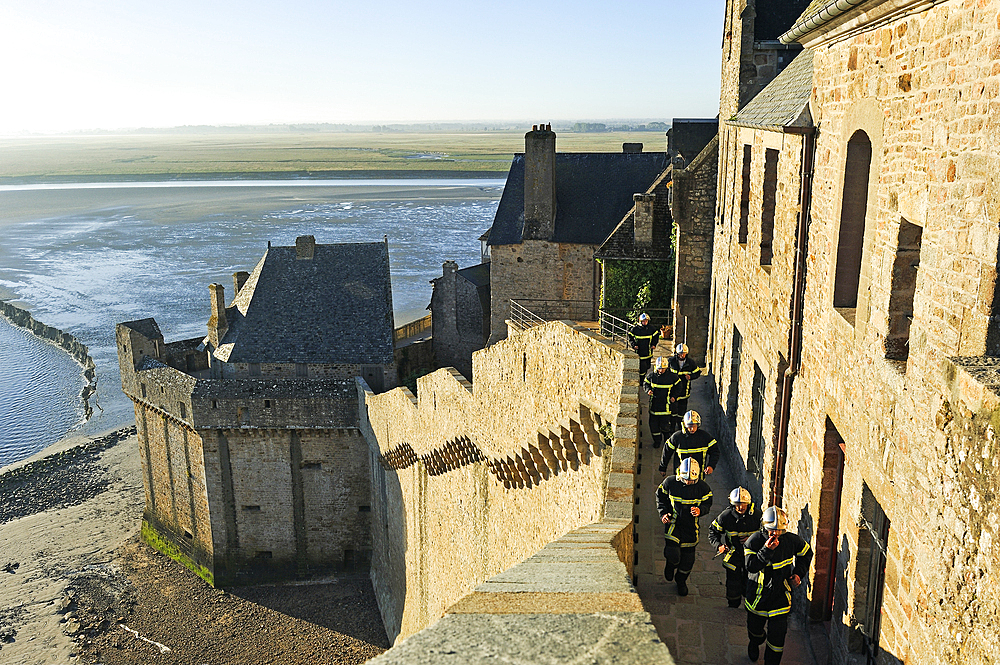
[708,487,762,607]
[643,357,672,448]
[744,506,813,664]
[666,343,703,435]
[660,410,719,477]
[655,457,713,596]
[629,312,660,377]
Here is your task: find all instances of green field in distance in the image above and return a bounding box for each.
[0,130,669,182]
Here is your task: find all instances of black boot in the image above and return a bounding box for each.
[748,642,760,662]
[676,579,689,596]
[663,564,674,582]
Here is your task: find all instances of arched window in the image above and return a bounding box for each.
[833,131,873,308]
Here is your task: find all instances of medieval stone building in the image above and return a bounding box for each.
[116,236,395,585]
[429,260,490,380]
[486,125,668,342]
[708,1,1000,663]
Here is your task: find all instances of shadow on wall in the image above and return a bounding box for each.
[795,505,814,613]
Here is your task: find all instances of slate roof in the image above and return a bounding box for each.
[594,171,674,262]
[457,263,490,288]
[487,152,669,247]
[729,49,814,131]
[213,241,394,365]
[120,318,163,340]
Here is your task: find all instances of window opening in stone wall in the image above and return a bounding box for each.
[212,400,218,409]
[728,326,743,423]
[249,363,261,377]
[760,148,779,266]
[855,483,890,665]
[296,363,308,378]
[141,384,147,398]
[885,219,922,364]
[834,130,873,311]
[264,399,271,409]
[179,403,186,418]
[523,352,527,382]
[362,365,384,392]
[748,362,766,479]
[811,419,846,622]
[739,144,752,244]
[243,505,261,512]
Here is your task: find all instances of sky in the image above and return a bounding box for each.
[0,1,726,135]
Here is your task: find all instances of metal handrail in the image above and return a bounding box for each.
[509,299,595,331]
[598,307,674,346]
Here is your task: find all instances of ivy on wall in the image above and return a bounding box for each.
[599,226,676,326]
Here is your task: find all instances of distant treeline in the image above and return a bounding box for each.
[571,122,669,133]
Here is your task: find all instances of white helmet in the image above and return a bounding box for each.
[678,457,701,481]
[675,343,688,355]
[729,487,751,506]
[655,356,665,371]
[639,312,650,323]
[762,506,789,533]
[683,410,701,428]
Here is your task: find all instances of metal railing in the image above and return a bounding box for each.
[598,307,674,346]
[509,299,595,331]
[394,313,432,343]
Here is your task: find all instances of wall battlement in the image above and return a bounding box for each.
[359,320,654,650]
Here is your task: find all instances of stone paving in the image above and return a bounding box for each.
[633,357,817,665]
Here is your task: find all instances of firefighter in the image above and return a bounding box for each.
[655,457,713,596]
[660,410,719,477]
[744,506,813,664]
[666,343,703,435]
[708,487,762,607]
[643,356,672,448]
[629,312,660,377]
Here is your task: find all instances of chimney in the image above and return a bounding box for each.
[208,283,228,348]
[522,123,556,241]
[633,193,656,247]
[623,143,643,153]
[233,271,249,295]
[296,235,316,259]
[443,260,458,276]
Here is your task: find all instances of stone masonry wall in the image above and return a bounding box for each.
[359,320,639,644]
[673,135,719,361]
[709,126,805,501]
[489,241,599,341]
[709,3,1000,664]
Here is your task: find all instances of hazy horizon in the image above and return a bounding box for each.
[0,1,725,135]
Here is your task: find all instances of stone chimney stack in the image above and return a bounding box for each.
[233,271,250,295]
[522,123,557,241]
[208,283,228,348]
[296,235,316,260]
[633,193,656,247]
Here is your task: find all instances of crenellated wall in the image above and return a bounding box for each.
[358,320,640,644]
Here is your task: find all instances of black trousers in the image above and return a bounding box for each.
[663,542,697,583]
[747,611,789,665]
[648,413,669,448]
[639,356,652,376]
[668,398,689,435]
[725,565,745,606]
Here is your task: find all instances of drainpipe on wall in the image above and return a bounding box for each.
[771,125,816,508]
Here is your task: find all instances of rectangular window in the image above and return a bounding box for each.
[856,483,890,664]
[212,400,218,409]
[886,219,922,364]
[179,403,187,418]
[739,145,752,244]
[748,362,766,479]
[728,327,743,423]
[140,384,147,398]
[264,399,271,409]
[249,363,261,377]
[296,363,308,378]
[760,148,779,266]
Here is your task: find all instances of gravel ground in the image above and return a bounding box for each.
[75,539,389,665]
[0,427,136,525]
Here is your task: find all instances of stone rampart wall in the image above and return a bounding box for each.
[359,320,638,644]
[1,300,99,418]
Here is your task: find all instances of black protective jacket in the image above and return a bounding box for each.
[629,323,660,360]
[744,530,813,616]
[708,503,763,571]
[661,428,720,474]
[643,368,673,415]
[655,476,713,547]
[667,355,704,406]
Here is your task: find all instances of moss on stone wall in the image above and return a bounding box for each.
[141,520,215,587]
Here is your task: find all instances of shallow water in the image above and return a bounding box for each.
[0,180,502,465]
